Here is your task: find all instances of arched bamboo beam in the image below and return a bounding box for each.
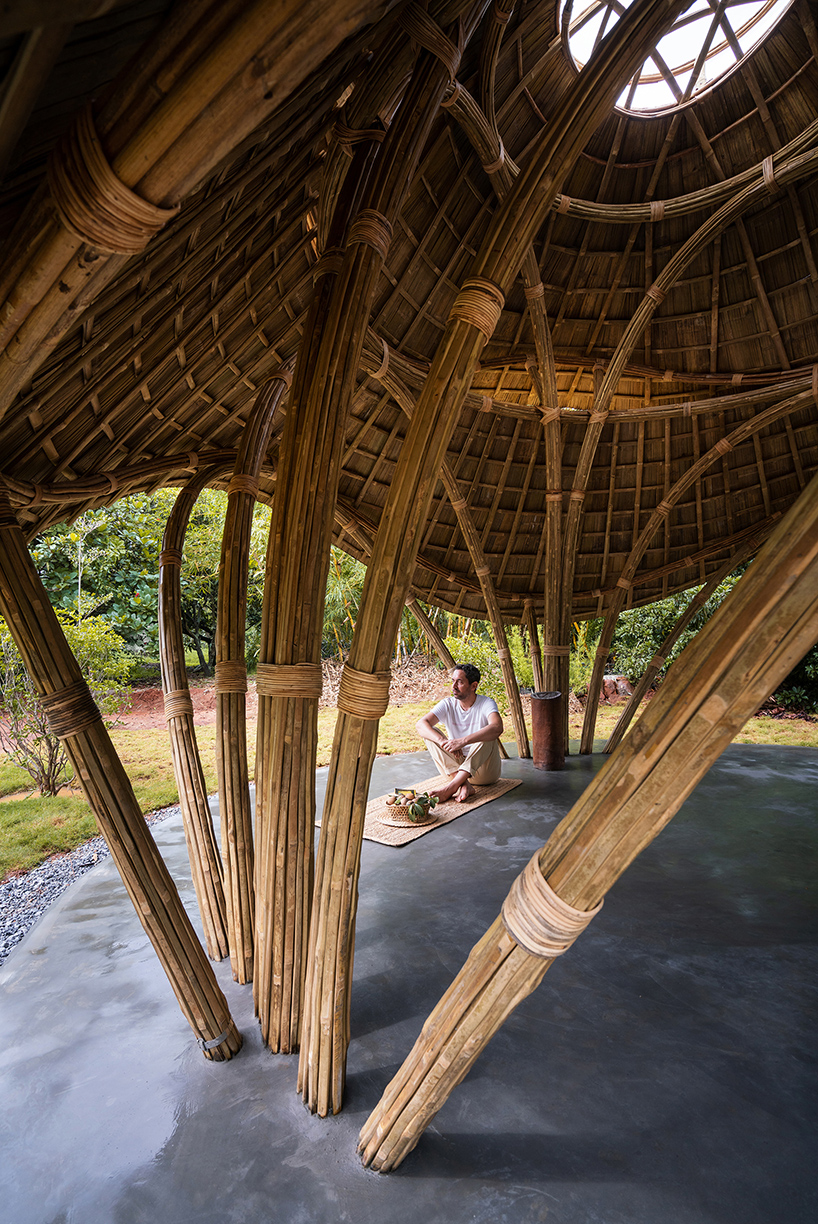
[560,142,818,718]
[159,465,230,963]
[215,369,292,984]
[578,386,816,752]
[0,0,391,417]
[259,12,475,1056]
[359,468,818,1171]
[300,0,691,1117]
[603,530,767,755]
[0,489,241,1059]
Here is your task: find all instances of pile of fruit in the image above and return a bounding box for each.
[384,788,439,822]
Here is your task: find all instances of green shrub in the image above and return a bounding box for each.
[0,614,132,796]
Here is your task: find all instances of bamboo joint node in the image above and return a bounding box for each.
[312,248,344,281]
[40,680,102,739]
[450,278,504,341]
[255,662,323,699]
[762,156,779,194]
[48,105,178,254]
[501,853,603,959]
[214,660,247,693]
[373,335,389,381]
[398,2,463,81]
[163,689,194,721]
[337,664,390,719]
[227,474,259,499]
[482,141,505,175]
[348,210,393,260]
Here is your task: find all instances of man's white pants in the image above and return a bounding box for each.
[425,738,502,786]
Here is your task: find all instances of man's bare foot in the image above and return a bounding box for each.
[454,781,475,803]
[430,773,469,803]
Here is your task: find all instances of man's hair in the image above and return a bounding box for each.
[454,662,481,685]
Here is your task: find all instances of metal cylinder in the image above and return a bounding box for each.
[531,690,564,771]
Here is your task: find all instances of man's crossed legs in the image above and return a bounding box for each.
[426,738,502,803]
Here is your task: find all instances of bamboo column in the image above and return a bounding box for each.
[406,595,456,668]
[159,465,230,962]
[604,533,765,754]
[256,12,476,1054]
[300,0,689,1117]
[0,490,241,1059]
[579,606,618,754]
[216,370,292,984]
[523,599,544,692]
[359,468,818,1171]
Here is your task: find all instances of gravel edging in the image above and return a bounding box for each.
[0,804,180,966]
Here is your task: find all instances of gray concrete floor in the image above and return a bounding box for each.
[1,744,817,1224]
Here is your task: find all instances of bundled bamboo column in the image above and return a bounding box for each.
[159,466,230,962]
[0,491,241,1059]
[406,595,455,668]
[216,371,291,984]
[604,533,764,754]
[300,0,689,1116]
[359,468,818,1172]
[255,16,473,1054]
[0,0,389,417]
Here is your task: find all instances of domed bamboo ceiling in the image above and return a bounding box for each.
[0,0,816,622]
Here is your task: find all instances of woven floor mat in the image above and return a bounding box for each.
[360,774,523,847]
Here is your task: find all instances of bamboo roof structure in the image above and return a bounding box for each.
[1,0,818,1167]
[0,0,813,622]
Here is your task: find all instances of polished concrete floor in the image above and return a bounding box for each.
[1,744,817,1224]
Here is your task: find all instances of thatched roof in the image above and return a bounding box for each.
[0,0,816,620]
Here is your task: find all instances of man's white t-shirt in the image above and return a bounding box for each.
[430,694,499,740]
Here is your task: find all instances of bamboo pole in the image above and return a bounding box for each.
[359,468,818,1171]
[0,490,241,1059]
[215,371,292,984]
[603,533,765,754]
[300,0,688,1115]
[158,466,230,962]
[406,595,456,668]
[523,599,544,692]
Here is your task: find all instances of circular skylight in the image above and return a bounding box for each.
[560,0,794,113]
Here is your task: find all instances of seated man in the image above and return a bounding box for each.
[416,663,503,803]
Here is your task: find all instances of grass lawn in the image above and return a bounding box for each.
[1,699,815,880]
